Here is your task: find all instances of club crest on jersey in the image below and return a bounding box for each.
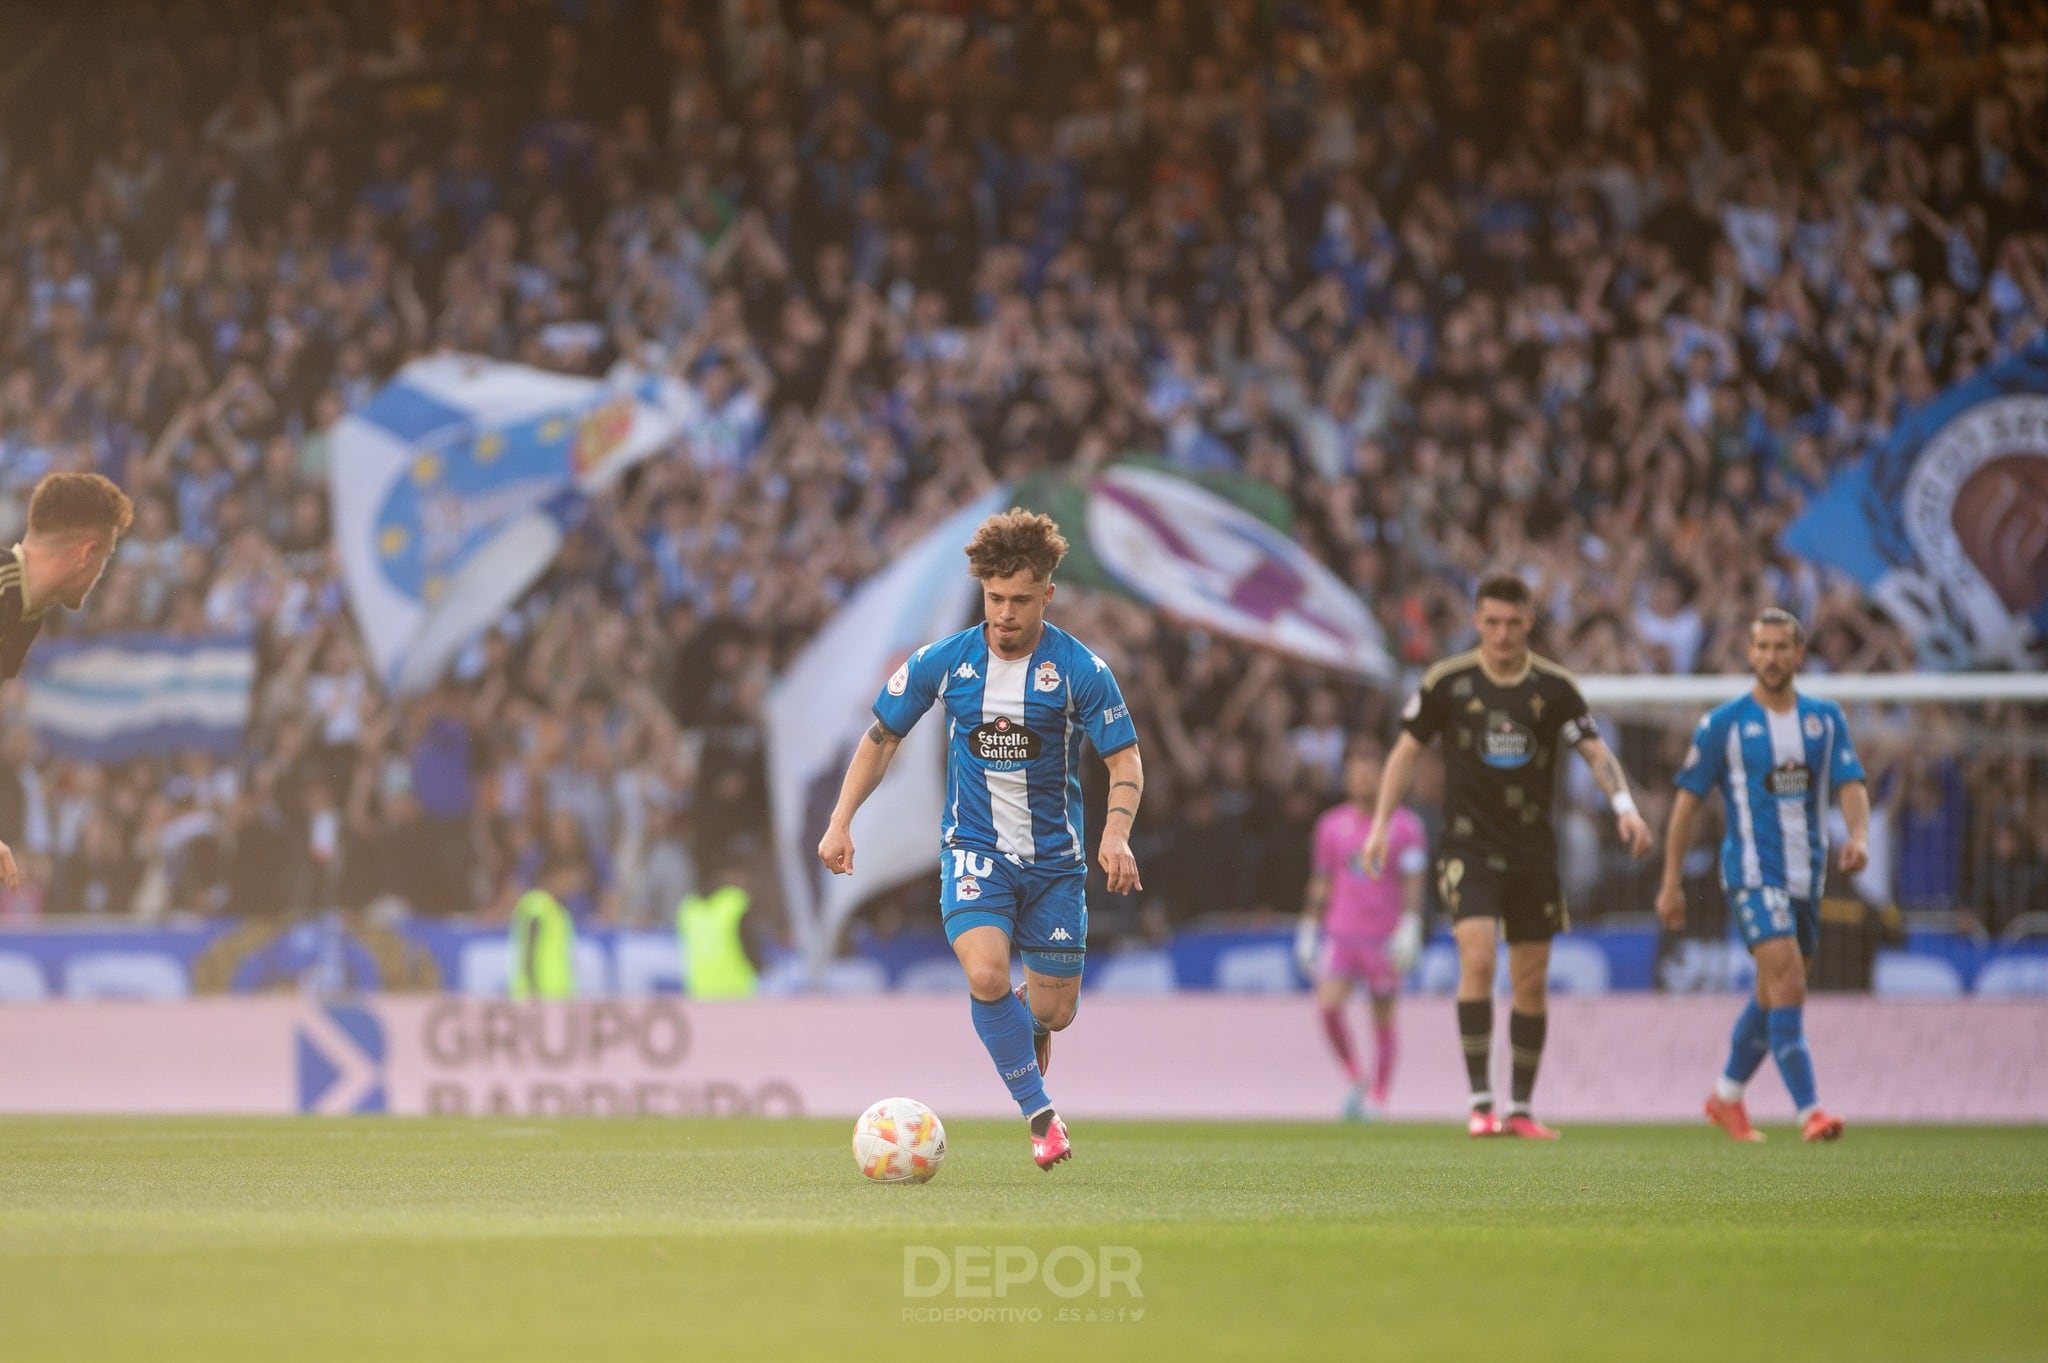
[887,661,909,696]
[1803,714,1823,739]
[1034,661,1061,693]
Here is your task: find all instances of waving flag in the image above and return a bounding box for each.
[1782,338,2048,668]
[330,356,695,693]
[1018,461,1394,681]
[764,489,1009,977]
[24,633,254,760]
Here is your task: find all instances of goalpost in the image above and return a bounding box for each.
[1550,673,2048,987]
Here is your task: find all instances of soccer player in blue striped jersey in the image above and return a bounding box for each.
[1656,608,1870,1144]
[817,510,1142,1170]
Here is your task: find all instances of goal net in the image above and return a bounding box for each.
[1560,673,2048,995]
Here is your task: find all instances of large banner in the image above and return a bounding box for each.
[763,489,1009,977]
[330,356,693,693]
[1783,338,2048,668]
[2,995,2043,1121]
[22,632,254,760]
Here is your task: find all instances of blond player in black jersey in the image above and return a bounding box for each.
[1364,574,1652,1138]
[0,473,133,890]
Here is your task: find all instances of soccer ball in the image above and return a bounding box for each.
[852,1096,947,1184]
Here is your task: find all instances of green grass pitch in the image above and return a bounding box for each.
[2,1118,2043,1363]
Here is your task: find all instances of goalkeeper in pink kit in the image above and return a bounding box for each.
[1296,746,1428,1119]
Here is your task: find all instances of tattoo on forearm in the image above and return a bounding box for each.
[1111,780,1140,793]
[1108,805,1136,819]
[1594,751,1627,794]
[865,721,891,745]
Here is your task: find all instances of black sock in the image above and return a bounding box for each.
[1456,998,1493,1110]
[1029,1107,1057,1138]
[1509,1010,1547,1111]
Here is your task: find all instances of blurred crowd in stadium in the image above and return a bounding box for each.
[0,0,2044,945]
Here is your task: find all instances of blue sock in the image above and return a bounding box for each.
[971,992,1049,1117]
[1767,1006,1818,1114]
[1723,998,1770,1087]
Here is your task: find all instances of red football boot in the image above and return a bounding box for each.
[1032,1113,1072,1170]
[1502,1112,1561,1139]
[1466,1108,1505,1137]
[1705,1094,1766,1142]
[1801,1110,1845,1143]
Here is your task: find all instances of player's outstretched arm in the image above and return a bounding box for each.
[817,721,905,876]
[1837,780,1871,875]
[1363,732,1425,877]
[1575,734,1653,857]
[1098,744,1144,895]
[0,836,18,892]
[1655,788,1702,930]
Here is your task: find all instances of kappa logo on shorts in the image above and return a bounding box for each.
[1034,661,1061,692]
[1048,927,1073,942]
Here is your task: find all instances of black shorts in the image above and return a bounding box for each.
[1436,852,1569,944]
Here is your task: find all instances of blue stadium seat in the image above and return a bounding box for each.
[1212,944,1301,994]
[1971,956,2048,997]
[60,951,189,1001]
[1087,949,1178,995]
[0,952,47,1002]
[1870,951,1965,998]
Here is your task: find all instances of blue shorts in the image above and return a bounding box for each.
[1731,887,1819,958]
[939,847,1088,977]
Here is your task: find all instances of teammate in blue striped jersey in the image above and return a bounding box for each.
[818,510,1142,1170]
[1656,608,1870,1144]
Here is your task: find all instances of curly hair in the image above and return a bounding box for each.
[964,508,1069,583]
[29,473,134,540]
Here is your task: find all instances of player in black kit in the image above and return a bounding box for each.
[0,472,132,891]
[1364,574,1651,1138]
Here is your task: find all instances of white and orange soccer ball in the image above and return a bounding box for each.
[852,1097,947,1184]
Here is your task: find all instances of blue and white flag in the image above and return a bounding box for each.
[23,633,254,761]
[1783,338,2048,669]
[330,356,695,693]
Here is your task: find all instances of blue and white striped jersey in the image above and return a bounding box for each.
[1674,692,1867,900]
[871,623,1138,866]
